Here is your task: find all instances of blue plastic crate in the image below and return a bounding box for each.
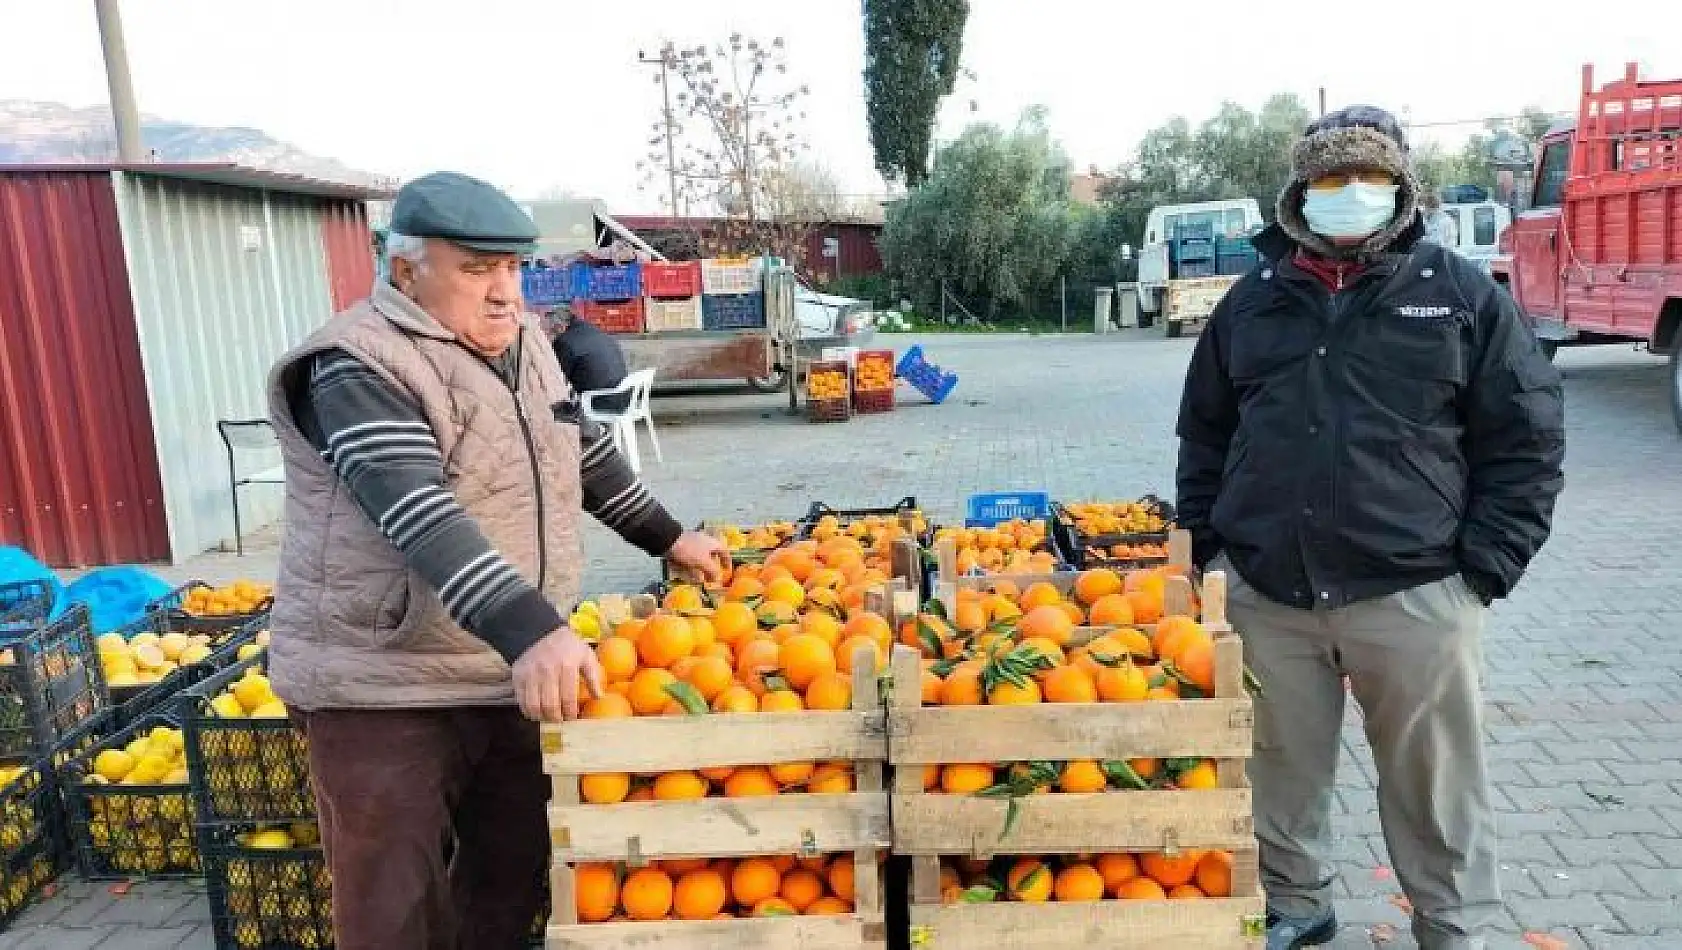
[567,262,642,302]
[701,292,766,330]
[1216,252,1258,276]
[1177,260,1217,279]
[520,268,571,307]
[893,345,958,405]
[965,491,1052,528]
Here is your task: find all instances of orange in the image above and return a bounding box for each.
[698,765,735,783]
[1153,616,1207,664]
[805,896,852,915]
[736,639,782,695]
[1095,659,1150,702]
[1059,601,1086,626]
[1129,758,1161,781]
[1087,594,1135,628]
[756,600,799,629]
[638,615,696,669]
[1074,569,1124,606]
[627,668,678,716]
[580,772,631,804]
[1006,859,1053,902]
[804,672,853,711]
[685,655,735,703]
[1195,851,1233,898]
[574,863,619,922]
[614,618,647,643]
[726,575,764,602]
[751,896,797,917]
[724,767,780,797]
[712,602,758,645]
[828,857,856,901]
[770,855,799,874]
[769,760,815,787]
[688,616,716,651]
[1176,760,1219,790]
[989,597,1022,623]
[1018,582,1063,611]
[986,678,1041,705]
[582,692,633,719]
[922,763,941,790]
[1018,606,1074,647]
[952,600,988,635]
[626,785,655,802]
[1043,665,1097,704]
[1147,685,1180,702]
[799,611,843,649]
[807,763,854,794]
[653,771,709,801]
[1018,637,1066,668]
[663,585,705,613]
[674,868,728,920]
[1117,876,1168,900]
[731,858,782,907]
[764,576,807,609]
[768,547,815,583]
[1169,884,1207,899]
[1054,863,1106,902]
[596,637,639,683]
[661,858,710,875]
[939,665,984,706]
[1058,760,1107,793]
[780,869,825,911]
[1096,853,1140,894]
[760,689,805,713]
[940,763,995,794]
[843,612,893,650]
[779,634,837,691]
[668,656,700,682]
[1175,639,1216,695]
[711,684,759,714]
[620,867,674,921]
[1110,626,1155,659]
[835,635,885,675]
[1141,850,1205,888]
[1127,588,1164,626]
[797,854,830,874]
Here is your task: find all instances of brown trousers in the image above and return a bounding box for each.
[294,706,549,950]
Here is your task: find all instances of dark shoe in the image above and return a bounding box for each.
[1266,908,1338,949]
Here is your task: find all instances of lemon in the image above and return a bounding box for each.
[124,737,152,761]
[178,644,212,666]
[249,700,288,719]
[209,695,247,719]
[132,643,167,669]
[93,750,135,783]
[158,632,190,661]
[126,754,172,785]
[96,633,128,654]
[568,610,601,641]
[130,631,160,649]
[232,676,275,715]
[149,727,183,753]
[235,644,264,662]
[243,829,293,849]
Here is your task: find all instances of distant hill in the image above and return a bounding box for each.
[0,100,389,189]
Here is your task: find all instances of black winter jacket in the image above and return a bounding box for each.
[1175,222,1565,610]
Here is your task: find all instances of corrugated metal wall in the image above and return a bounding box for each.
[0,172,171,566]
[113,172,337,563]
[321,202,376,311]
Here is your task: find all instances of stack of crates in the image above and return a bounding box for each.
[700,257,766,330]
[1170,220,1217,280]
[1214,234,1259,276]
[568,261,645,334]
[642,260,703,333]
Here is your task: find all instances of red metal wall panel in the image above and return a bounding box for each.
[0,171,170,566]
[321,201,375,311]
[804,223,883,286]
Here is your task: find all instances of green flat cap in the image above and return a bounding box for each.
[390,171,539,254]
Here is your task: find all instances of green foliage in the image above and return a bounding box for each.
[1413,107,1555,198]
[863,0,970,186]
[879,109,1081,319]
[826,273,893,306]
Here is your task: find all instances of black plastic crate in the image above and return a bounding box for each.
[0,755,65,929]
[59,711,199,880]
[108,609,265,729]
[1050,498,1176,568]
[0,581,54,635]
[0,603,109,760]
[797,496,930,545]
[200,830,332,950]
[150,581,273,640]
[700,291,767,330]
[184,656,314,826]
[0,830,62,930]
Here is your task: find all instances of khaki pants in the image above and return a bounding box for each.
[1217,557,1501,950]
[294,707,549,950]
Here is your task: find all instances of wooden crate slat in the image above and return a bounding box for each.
[548,914,882,949]
[905,893,1265,949]
[889,788,1254,856]
[542,710,887,773]
[888,700,1253,763]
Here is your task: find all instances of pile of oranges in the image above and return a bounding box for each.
[713,522,799,555]
[575,852,868,923]
[853,353,895,393]
[1060,501,1172,538]
[936,520,1059,576]
[179,580,272,618]
[937,850,1234,905]
[1085,540,1170,566]
[807,367,849,403]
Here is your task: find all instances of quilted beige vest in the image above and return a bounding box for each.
[265,283,582,710]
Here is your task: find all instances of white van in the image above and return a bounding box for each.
[1437,200,1512,273]
[1136,198,1265,315]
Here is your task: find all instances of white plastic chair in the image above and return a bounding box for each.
[580,368,661,474]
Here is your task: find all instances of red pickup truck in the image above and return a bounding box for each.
[1491,63,1682,431]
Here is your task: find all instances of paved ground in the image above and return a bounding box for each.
[8,331,1682,949]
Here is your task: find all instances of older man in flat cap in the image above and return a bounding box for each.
[266,171,725,949]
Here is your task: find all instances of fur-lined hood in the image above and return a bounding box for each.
[1276,119,1421,261]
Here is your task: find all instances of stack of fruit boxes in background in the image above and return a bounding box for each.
[570,261,646,334]
[0,581,100,926]
[700,258,766,331]
[806,361,853,423]
[183,653,333,950]
[643,261,704,333]
[851,351,896,414]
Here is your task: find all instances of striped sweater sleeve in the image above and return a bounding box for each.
[577,422,683,555]
[302,349,562,663]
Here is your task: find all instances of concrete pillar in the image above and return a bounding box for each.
[1117,283,1139,329]
[1093,286,1114,334]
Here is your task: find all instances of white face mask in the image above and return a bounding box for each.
[1302,182,1399,239]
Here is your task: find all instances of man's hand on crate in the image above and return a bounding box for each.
[665,530,730,585]
[513,627,604,722]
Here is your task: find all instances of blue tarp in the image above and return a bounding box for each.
[0,546,172,635]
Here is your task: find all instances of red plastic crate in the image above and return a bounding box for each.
[570,298,645,334]
[642,261,703,299]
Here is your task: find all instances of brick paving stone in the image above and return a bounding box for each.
[21,335,1682,948]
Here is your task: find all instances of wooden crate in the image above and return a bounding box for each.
[932,528,1193,591]
[543,636,892,949]
[886,571,1265,949]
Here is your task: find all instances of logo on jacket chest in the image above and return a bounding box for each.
[1393,304,1472,329]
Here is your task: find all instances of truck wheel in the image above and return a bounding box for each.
[746,371,788,393]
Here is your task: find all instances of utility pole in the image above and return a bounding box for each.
[638,49,682,218]
[95,0,145,161]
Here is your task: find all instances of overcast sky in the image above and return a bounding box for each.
[3,0,1678,212]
